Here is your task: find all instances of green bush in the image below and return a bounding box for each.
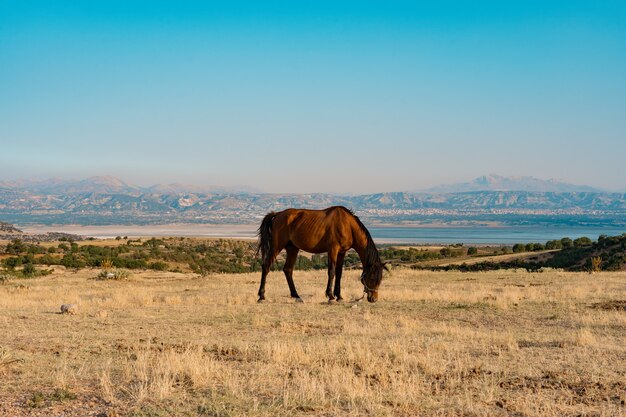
[512,243,526,253]
[22,263,36,277]
[148,261,168,271]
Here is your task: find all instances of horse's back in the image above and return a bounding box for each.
[273,206,355,253]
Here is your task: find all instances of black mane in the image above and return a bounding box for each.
[337,206,382,270]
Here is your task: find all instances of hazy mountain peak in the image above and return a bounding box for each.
[82,175,130,187]
[423,175,602,193]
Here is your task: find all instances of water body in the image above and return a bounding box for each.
[21,224,626,245]
[370,226,626,245]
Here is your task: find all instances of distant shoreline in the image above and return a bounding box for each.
[18,223,260,240]
[16,223,625,245]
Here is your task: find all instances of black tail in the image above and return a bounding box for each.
[256,211,277,264]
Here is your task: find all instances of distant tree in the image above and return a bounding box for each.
[3,257,22,270]
[545,240,562,250]
[525,243,535,252]
[533,242,544,251]
[467,247,478,255]
[573,236,593,247]
[5,239,26,255]
[560,237,574,249]
[512,243,526,253]
[295,255,313,270]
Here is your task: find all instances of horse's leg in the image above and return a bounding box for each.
[283,243,303,302]
[326,248,339,301]
[258,247,282,302]
[333,251,346,301]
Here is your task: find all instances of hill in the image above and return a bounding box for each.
[541,234,626,271]
[426,234,626,272]
[0,176,624,226]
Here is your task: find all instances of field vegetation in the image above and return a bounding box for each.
[2,234,624,281]
[0,266,625,416]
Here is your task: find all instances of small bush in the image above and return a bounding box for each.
[22,263,36,277]
[0,274,10,284]
[96,269,131,280]
[589,256,602,273]
[148,261,168,271]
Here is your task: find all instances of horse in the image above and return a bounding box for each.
[256,206,386,303]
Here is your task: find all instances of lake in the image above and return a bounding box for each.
[20,223,626,245]
[370,226,626,244]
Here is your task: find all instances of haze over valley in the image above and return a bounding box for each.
[1,175,624,231]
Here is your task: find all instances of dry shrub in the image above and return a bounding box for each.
[96,269,131,281]
[589,256,602,273]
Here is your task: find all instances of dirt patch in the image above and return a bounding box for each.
[500,373,626,406]
[590,300,626,311]
[517,340,565,349]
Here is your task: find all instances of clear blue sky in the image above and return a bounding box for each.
[1,1,625,193]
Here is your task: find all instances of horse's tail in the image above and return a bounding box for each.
[256,211,277,264]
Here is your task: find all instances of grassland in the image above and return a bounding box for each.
[1,267,625,416]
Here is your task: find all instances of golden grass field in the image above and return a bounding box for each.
[1,267,625,416]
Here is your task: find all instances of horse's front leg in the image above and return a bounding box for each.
[326,249,339,301]
[333,251,346,301]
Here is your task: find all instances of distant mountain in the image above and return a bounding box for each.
[0,176,141,195]
[423,175,602,193]
[1,175,624,226]
[0,176,261,195]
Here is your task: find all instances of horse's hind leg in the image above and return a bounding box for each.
[257,261,271,302]
[283,243,303,302]
[258,247,281,302]
[333,251,346,301]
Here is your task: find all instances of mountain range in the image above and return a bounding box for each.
[0,176,261,195]
[424,174,603,193]
[0,174,605,195]
[0,175,624,226]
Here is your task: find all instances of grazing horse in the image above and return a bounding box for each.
[256,206,386,303]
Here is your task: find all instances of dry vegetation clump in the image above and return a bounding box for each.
[96,268,131,281]
[95,258,132,281]
[0,268,625,416]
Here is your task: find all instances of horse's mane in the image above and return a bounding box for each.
[337,206,382,269]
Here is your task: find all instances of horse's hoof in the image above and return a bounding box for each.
[327,299,336,304]
[257,298,265,303]
[295,297,304,303]
[335,297,344,302]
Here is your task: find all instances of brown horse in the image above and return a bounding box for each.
[256,206,386,303]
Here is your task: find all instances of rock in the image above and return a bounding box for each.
[60,304,78,315]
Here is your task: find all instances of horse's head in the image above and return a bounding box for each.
[360,262,388,302]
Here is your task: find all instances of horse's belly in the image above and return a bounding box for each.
[289,236,329,253]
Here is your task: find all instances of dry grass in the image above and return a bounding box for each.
[0,267,625,416]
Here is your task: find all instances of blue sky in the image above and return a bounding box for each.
[1,1,625,193]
